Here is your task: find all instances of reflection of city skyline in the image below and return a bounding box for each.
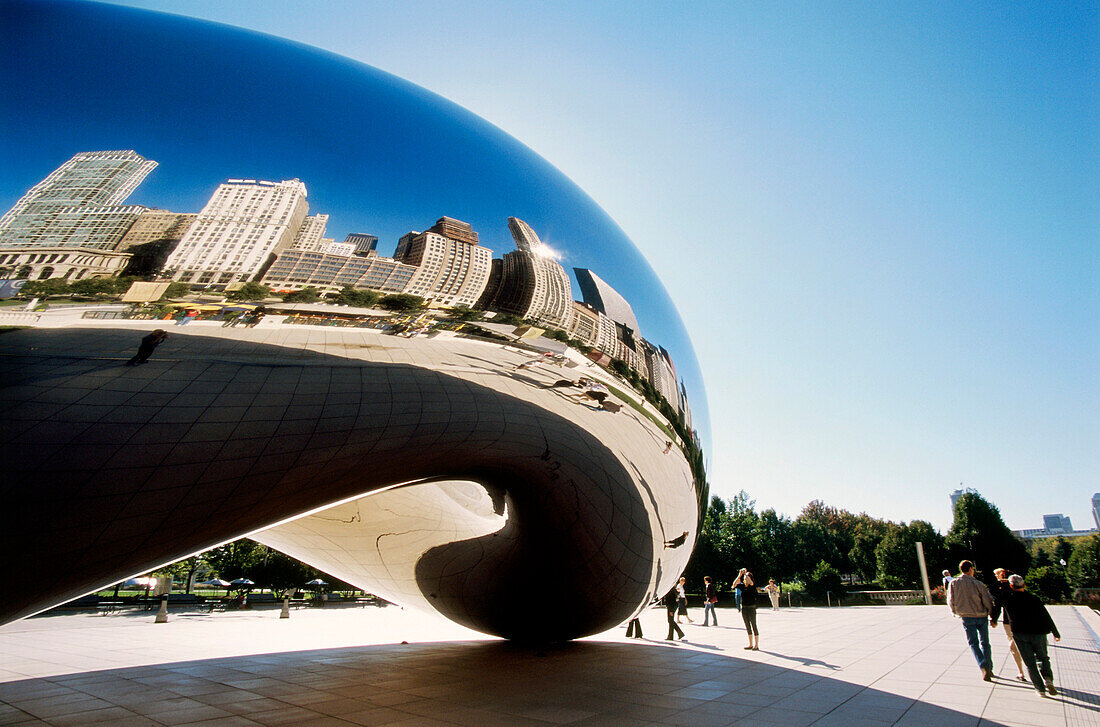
[0,150,694,434]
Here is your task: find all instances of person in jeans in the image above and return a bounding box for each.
[1000,574,1061,697]
[947,560,995,681]
[702,576,718,626]
[733,568,759,650]
[989,568,1028,683]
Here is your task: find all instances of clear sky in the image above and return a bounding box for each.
[36,2,1100,532]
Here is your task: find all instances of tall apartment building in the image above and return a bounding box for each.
[289,214,330,252]
[478,218,573,329]
[0,150,157,279]
[642,340,680,412]
[394,217,491,307]
[164,179,309,287]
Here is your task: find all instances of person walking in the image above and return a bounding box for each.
[942,569,954,591]
[947,560,995,681]
[1000,574,1061,697]
[764,579,781,611]
[125,329,168,365]
[733,568,759,650]
[989,568,1028,683]
[702,576,718,626]
[664,587,685,641]
[675,576,693,623]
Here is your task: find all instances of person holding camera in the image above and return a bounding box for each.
[732,568,759,650]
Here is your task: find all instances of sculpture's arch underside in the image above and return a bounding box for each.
[0,326,698,641]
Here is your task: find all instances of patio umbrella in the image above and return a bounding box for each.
[198,578,232,596]
[305,578,328,589]
[230,578,255,590]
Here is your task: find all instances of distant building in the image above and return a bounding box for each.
[479,218,574,329]
[1042,514,1073,533]
[573,268,639,334]
[642,340,679,413]
[343,233,378,256]
[163,178,309,288]
[289,214,330,252]
[262,248,416,295]
[0,150,158,279]
[1093,493,1100,530]
[394,217,491,307]
[116,210,197,277]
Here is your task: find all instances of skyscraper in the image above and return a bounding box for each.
[344,233,378,256]
[163,178,309,287]
[573,268,640,334]
[394,217,491,307]
[1093,493,1100,530]
[480,218,573,329]
[0,150,157,279]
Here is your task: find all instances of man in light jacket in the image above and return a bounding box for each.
[947,560,995,681]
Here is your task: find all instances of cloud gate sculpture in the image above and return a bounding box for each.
[0,1,708,641]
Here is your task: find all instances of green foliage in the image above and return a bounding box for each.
[807,560,843,600]
[875,520,945,588]
[946,492,1030,582]
[1067,535,1100,588]
[333,286,380,308]
[281,286,321,303]
[446,304,483,321]
[17,278,72,297]
[226,282,271,302]
[70,276,130,296]
[1025,565,1070,603]
[378,293,425,311]
[161,281,190,299]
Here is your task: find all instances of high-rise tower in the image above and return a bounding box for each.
[164,178,309,287]
[481,218,573,329]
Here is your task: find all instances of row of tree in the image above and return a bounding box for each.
[683,491,1100,603]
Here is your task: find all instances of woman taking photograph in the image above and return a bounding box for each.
[733,568,759,650]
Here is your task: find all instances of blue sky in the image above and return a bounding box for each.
[9,1,1099,532]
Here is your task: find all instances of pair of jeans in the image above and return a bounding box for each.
[703,601,717,626]
[961,616,992,670]
[742,607,758,635]
[1012,632,1053,690]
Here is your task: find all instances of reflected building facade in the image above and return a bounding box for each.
[0,0,709,644]
[477,217,573,329]
[163,178,309,287]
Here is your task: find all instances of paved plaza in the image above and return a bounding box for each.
[1,603,1097,726]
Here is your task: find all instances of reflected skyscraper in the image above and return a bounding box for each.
[395,217,492,307]
[164,178,309,287]
[477,217,573,329]
[574,267,640,334]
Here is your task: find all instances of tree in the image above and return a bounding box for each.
[875,520,945,588]
[201,539,265,581]
[446,304,482,322]
[1067,535,1100,588]
[378,293,425,311]
[333,286,379,308]
[806,560,843,601]
[227,282,271,302]
[1025,565,1070,603]
[753,508,795,584]
[69,277,118,296]
[282,286,321,303]
[18,278,71,297]
[849,515,889,584]
[160,281,190,299]
[945,492,1030,582]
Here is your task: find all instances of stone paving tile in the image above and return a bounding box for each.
[0,535,1098,727]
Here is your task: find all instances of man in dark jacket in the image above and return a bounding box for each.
[664,587,685,641]
[989,568,1027,682]
[1000,574,1061,697]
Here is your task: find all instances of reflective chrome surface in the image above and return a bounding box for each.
[0,1,708,640]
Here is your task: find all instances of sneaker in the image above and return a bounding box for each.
[1045,683,1058,696]
[982,668,992,682]
[743,646,754,650]
[1036,687,1047,697]
[751,646,759,651]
